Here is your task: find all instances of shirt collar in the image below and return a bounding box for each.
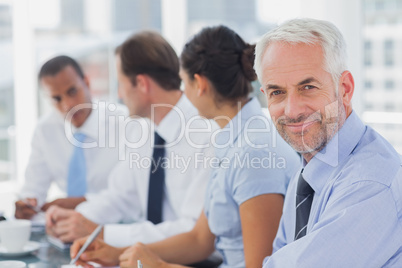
[303,111,366,195]
[215,97,261,147]
[71,102,99,141]
[156,93,195,144]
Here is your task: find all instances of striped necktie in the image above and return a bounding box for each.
[294,170,314,240]
[67,133,87,197]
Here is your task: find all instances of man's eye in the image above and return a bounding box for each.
[68,88,77,96]
[270,90,283,97]
[303,85,316,90]
[52,96,61,103]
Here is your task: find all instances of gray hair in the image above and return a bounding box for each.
[254,18,347,86]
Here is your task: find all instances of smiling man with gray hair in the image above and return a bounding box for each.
[256,18,402,267]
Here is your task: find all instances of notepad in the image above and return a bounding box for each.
[47,235,72,250]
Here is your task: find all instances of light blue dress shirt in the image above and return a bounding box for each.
[204,98,300,267]
[263,111,402,268]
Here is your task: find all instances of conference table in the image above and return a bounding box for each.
[0,227,222,268]
[0,230,71,268]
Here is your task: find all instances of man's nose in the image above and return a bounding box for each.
[61,97,76,113]
[283,92,305,119]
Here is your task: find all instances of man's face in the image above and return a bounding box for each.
[115,56,148,118]
[41,65,92,128]
[260,42,347,157]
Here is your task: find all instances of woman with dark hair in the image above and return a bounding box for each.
[71,25,299,268]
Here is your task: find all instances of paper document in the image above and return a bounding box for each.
[47,235,72,250]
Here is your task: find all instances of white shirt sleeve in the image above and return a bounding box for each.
[75,160,142,224]
[19,126,53,206]
[104,218,195,247]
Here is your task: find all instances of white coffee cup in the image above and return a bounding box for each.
[0,261,27,268]
[0,220,31,252]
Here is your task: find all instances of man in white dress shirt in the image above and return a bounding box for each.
[45,32,213,248]
[15,55,127,219]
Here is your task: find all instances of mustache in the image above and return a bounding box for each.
[277,112,322,125]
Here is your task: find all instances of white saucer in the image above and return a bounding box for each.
[0,241,40,257]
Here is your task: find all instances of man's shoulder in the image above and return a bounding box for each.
[340,126,401,187]
[36,111,63,129]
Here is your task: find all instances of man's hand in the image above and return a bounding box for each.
[41,197,86,211]
[119,243,168,268]
[45,205,98,242]
[15,198,39,219]
[70,237,125,267]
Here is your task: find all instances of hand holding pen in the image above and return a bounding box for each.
[69,226,127,267]
[15,198,41,219]
[70,224,103,265]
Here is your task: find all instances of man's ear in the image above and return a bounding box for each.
[83,75,90,89]
[194,74,208,97]
[339,71,354,108]
[135,74,149,94]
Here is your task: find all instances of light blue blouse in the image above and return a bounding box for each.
[204,98,300,267]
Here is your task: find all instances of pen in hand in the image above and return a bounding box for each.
[21,198,41,213]
[69,224,103,265]
[26,204,42,214]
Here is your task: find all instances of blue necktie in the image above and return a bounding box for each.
[147,132,165,224]
[294,170,315,240]
[67,133,87,197]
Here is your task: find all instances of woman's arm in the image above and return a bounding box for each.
[71,210,216,268]
[70,236,129,267]
[147,210,216,265]
[240,193,284,268]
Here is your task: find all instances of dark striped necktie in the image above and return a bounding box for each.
[147,132,166,224]
[294,170,314,240]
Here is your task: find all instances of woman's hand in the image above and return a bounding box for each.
[70,236,125,267]
[119,242,168,268]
